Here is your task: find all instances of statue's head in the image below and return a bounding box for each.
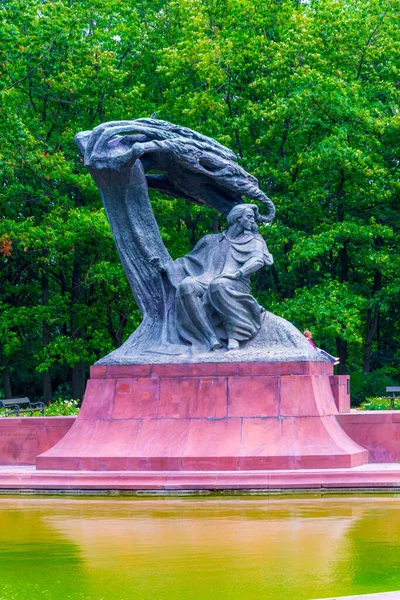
[226,204,260,233]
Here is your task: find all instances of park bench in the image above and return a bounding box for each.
[386,387,400,410]
[0,397,44,417]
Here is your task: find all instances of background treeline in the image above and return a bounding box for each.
[0,0,399,405]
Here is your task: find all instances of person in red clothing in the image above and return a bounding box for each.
[304,330,317,349]
[304,330,339,365]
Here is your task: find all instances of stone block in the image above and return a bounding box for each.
[159,376,227,418]
[228,376,278,417]
[329,375,350,413]
[113,377,160,419]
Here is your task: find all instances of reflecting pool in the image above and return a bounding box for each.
[0,495,399,600]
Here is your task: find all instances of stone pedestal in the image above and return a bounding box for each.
[36,362,368,471]
[330,375,350,413]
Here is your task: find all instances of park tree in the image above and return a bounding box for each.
[0,0,399,401]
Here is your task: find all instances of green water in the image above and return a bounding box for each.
[0,495,399,600]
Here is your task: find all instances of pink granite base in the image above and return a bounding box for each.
[338,412,400,463]
[3,464,400,491]
[36,362,368,471]
[0,417,74,465]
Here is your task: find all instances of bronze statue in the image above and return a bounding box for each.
[75,118,324,364]
[151,204,273,352]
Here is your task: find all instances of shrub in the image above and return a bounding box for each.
[359,396,400,411]
[44,398,80,416]
[0,397,80,417]
[350,370,398,407]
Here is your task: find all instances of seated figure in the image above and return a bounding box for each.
[151,204,273,352]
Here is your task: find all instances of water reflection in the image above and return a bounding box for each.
[0,496,399,600]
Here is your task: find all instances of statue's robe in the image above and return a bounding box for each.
[165,231,273,350]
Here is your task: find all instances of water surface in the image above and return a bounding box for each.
[0,495,399,600]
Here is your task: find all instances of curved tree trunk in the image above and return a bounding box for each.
[89,160,182,360]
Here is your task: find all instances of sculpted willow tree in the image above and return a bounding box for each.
[75,118,321,364]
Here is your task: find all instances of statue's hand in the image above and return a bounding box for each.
[217,271,241,280]
[149,256,167,273]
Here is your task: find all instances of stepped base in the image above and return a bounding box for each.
[37,361,368,471]
[3,464,400,491]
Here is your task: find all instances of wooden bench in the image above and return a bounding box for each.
[0,397,45,417]
[386,387,400,410]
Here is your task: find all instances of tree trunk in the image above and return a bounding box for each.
[70,251,86,401]
[338,243,349,283]
[42,271,52,404]
[362,270,382,372]
[0,350,12,398]
[212,214,220,233]
[337,239,349,373]
[72,360,86,401]
[87,161,180,361]
[336,337,348,375]
[363,304,379,372]
[94,162,172,316]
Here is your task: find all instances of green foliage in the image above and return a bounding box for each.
[350,370,399,407]
[359,396,400,411]
[0,0,399,400]
[43,398,80,416]
[0,397,79,416]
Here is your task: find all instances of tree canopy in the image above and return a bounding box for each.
[0,0,399,403]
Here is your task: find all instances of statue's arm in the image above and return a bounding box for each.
[237,256,266,278]
[263,244,274,267]
[149,257,186,289]
[150,235,211,288]
[236,240,273,277]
